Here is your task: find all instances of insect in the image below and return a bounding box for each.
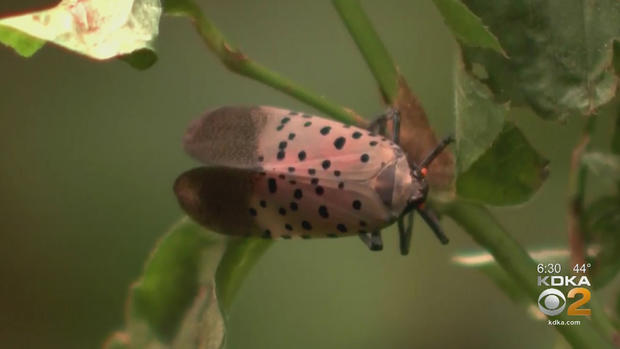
[174,106,453,255]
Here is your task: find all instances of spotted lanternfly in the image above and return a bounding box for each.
[174,106,453,255]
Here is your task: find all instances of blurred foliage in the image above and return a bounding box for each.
[584,196,620,288]
[459,0,620,121]
[431,0,505,56]
[0,0,160,66]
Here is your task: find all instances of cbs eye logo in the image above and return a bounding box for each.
[538,288,566,316]
[537,288,591,316]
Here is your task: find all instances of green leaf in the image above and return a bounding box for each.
[454,66,548,205]
[0,0,161,63]
[106,217,272,348]
[129,218,224,342]
[432,0,506,56]
[454,66,506,173]
[0,25,45,57]
[461,0,620,120]
[584,196,620,288]
[457,123,549,205]
[119,48,158,70]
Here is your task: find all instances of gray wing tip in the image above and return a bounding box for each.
[182,105,265,163]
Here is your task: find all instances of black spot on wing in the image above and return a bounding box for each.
[318,206,329,218]
[268,178,277,193]
[334,137,346,149]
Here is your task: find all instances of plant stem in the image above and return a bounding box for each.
[567,116,596,268]
[178,1,360,125]
[436,199,614,349]
[333,0,400,102]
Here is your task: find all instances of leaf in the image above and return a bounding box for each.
[0,0,161,61]
[129,218,224,342]
[454,66,548,205]
[454,66,506,173]
[104,217,272,348]
[119,48,158,70]
[432,0,506,56]
[457,123,549,205]
[460,0,620,120]
[584,196,620,288]
[0,25,45,57]
[171,284,224,349]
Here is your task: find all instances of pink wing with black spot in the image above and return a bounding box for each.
[176,106,411,239]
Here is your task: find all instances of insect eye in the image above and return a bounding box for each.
[420,168,428,177]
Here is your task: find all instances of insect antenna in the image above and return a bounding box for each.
[418,134,455,169]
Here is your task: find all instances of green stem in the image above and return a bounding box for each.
[178,2,358,125]
[333,0,400,102]
[215,238,273,312]
[436,199,614,349]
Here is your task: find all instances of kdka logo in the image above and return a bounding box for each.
[536,271,592,317]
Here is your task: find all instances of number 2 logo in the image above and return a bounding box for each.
[567,288,591,316]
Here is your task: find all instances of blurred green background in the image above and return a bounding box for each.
[0,1,618,348]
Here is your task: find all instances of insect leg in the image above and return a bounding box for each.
[368,112,388,135]
[358,231,384,251]
[368,108,399,141]
[416,206,449,244]
[419,134,455,169]
[390,109,400,144]
[397,212,414,255]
